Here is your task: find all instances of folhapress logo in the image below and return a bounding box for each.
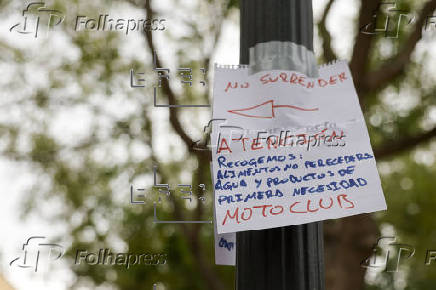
[75,249,167,269]
[10,2,166,38]
[9,236,65,272]
[9,2,65,38]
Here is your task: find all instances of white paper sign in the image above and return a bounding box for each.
[211,163,236,265]
[211,61,387,234]
[213,216,236,265]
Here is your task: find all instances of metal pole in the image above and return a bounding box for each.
[236,1,325,289]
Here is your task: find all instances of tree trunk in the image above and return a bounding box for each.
[324,214,379,290]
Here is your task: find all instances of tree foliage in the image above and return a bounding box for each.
[1,0,436,289]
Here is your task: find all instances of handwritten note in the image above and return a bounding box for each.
[212,163,236,265]
[211,61,387,234]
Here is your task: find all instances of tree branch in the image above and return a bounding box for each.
[143,0,197,153]
[374,127,436,159]
[142,2,225,290]
[349,0,382,95]
[363,0,436,93]
[184,226,227,290]
[318,0,338,63]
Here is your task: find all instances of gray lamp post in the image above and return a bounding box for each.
[236,1,325,289]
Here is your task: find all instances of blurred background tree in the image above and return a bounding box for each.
[0,0,435,289]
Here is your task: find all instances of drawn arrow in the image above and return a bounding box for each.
[227,100,318,119]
